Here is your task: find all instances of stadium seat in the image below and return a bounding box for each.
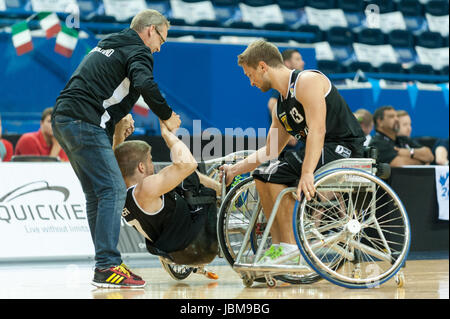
[388,29,415,47]
[211,0,240,25]
[296,24,324,43]
[365,0,397,13]
[276,0,306,9]
[336,0,364,12]
[242,0,276,6]
[356,28,386,45]
[425,0,449,16]
[317,59,346,74]
[228,21,255,29]
[305,0,336,9]
[327,26,354,46]
[409,63,436,75]
[416,31,444,48]
[398,0,424,17]
[378,62,406,73]
[347,61,374,73]
[263,22,290,31]
[440,65,449,75]
[168,18,188,26]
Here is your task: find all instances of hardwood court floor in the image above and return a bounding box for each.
[0,257,447,299]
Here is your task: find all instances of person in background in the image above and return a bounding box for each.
[396,109,412,138]
[369,105,434,166]
[0,114,14,162]
[267,49,306,153]
[433,138,449,165]
[14,107,68,161]
[353,108,373,146]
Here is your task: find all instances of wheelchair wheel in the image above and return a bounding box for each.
[294,168,411,289]
[159,258,194,281]
[218,177,321,285]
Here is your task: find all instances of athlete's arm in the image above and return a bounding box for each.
[222,104,291,185]
[295,72,327,201]
[139,120,197,199]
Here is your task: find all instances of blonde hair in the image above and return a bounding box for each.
[114,140,152,179]
[396,110,409,118]
[237,39,284,69]
[130,9,170,33]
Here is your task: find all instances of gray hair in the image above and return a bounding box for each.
[130,9,170,33]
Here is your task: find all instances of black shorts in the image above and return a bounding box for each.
[252,142,362,187]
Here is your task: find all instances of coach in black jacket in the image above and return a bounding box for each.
[51,9,180,288]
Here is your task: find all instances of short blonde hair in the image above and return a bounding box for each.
[114,140,152,179]
[130,9,170,33]
[396,110,409,118]
[237,39,284,69]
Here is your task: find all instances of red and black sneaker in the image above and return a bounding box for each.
[92,264,146,288]
[120,263,143,281]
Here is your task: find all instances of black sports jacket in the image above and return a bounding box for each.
[53,28,172,137]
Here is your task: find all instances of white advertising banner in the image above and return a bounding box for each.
[239,3,284,28]
[103,0,147,21]
[304,7,348,30]
[353,43,398,67]
[415,46,450,70]
[171,0,216,25]
[30,0,78,12]
[0,163,94,260]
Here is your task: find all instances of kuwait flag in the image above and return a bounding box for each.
[54,26,78,58]
[38,12,61,39]
[11,21,33,56]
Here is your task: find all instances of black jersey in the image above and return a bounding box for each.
[276,70,365,154]
[53,28,172,138]
[121,173,214,254]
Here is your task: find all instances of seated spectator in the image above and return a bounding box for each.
[14,107,68,161]
[396,109,412,138]
[433,138,449,165]
[353,108,373,146]
[369,105,434,167]
[0,114,14,162]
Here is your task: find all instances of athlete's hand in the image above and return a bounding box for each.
[163,112,181,133]
[116,114,135,139]
[297,172,315,201]
[219,164,236,186]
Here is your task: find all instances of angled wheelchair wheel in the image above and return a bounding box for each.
[294,168,411,289]
[218,177,321,285]
[159,258,194,281]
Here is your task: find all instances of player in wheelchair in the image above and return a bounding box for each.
[113,118,222,280]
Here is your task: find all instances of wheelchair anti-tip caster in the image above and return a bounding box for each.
[193,267,219,280]
[265,275,277,288]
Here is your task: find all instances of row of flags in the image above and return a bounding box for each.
[11,12,78,57]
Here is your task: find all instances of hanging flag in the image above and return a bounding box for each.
[132,96,149,117]
[38,12,61,39]
[11,21,33,56]
[54,25,78,58]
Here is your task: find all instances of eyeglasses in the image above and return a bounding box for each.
[154,27,166,45]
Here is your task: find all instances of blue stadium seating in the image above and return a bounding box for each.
[416,31,445,48]
[305,0,336,9]
[336,0,364,12]
[365,0,397,13]
[378,62,406,74]
[228,21,255,29]
[275,0,305,9]
[317,59,346,74]
[211,0,240,25]
[347,61,374,72]
[327,26,354,46]
[425,0,449,16]
[409,63,436,75]
[296,24,324,42]
[356,28,386,45]
[389,30,418,65]
[242,0,275,6]
[440,65,449,75]
[398,0,424,16]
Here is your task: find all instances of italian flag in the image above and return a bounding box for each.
[38,12,61,39]
[54,26,78,58]
[11,21,33,56]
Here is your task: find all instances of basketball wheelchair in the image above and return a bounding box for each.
[156,150,256,282]
[216,147,411,289]
[157,149,410,289]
